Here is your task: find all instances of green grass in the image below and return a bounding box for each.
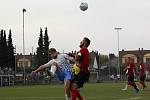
[0,83,149,100]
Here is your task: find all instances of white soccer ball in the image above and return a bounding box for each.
[80,2,88,11]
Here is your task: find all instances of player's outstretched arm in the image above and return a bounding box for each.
[32,65,46,74]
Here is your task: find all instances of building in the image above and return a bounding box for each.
[15,53,34,68]
[120,48,150,73]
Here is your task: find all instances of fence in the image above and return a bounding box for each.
[0,75,14,86]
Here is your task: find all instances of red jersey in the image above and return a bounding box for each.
[140,63,146,76]
[126,62,136,76]
[80,48,90,72]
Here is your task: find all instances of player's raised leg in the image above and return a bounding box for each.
[139,61,147,89]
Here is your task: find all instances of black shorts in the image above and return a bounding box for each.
[128,76,134,82]
[140,75,146,81]
[72,71,90,88]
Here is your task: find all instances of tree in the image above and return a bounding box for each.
[35,27,52,66]
[36,28,45,66]
[43,27,50,63]
[99,54,109,65]
[0,30,3,67]
[7,30,15,70]
[95,51,109,66]
[0,29,15,70]
[0,30,8,67]
[109,53,116,60]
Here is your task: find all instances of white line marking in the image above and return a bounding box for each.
[0,96,142,99]
[117,97,142,100]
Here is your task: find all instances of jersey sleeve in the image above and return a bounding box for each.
[126,63,130,68]
[141,64,145,70]
[140,65,142,69]
[43,60,53,68]
[132,63,136,68]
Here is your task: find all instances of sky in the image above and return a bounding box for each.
[0,0,150,55]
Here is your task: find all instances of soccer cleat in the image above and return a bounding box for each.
[122,88,127,91]
[135,87,140,93]
[44,75,51,81]
[143,85,147,90]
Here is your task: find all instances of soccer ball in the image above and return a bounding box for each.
[80,2,88,11]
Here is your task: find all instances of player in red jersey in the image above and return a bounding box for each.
[139,61,147,89]
[124,57,139,93]
[71,37,90,100]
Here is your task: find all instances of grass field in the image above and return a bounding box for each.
[0,83,149,100]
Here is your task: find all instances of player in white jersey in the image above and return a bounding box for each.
[32,48,74,100]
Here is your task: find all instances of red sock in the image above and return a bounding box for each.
[77,90,83,100]
[72,89,77,100]
[128,81,136,88]
[140,81,146,88]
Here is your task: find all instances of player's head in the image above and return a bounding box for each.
[127,57,134,63]
[75,54,80,62]
[80,37,91,48]
[49,48,57,59]
[127,57,131,62]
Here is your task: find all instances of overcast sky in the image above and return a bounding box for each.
[0,0,150,54]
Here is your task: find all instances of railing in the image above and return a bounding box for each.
[0,75,14,87]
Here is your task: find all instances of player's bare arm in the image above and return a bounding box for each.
[32,65,46,74]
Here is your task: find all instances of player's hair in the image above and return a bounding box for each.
[49,48,57,53]
[84,37,90,47]
[128,57,131,60]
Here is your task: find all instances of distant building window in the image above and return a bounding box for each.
[17,58,31,67]
[25,61,28,67]
[146,58,150,64]
[18,61,23,67]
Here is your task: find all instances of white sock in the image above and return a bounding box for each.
[125,84,128,89]
[50,65,57,76]
[65,95,71,100]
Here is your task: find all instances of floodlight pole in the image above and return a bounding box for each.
[114,27,122,80]
[22,8,26,84]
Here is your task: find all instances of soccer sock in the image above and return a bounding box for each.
[124,84,128,89]
[77,90,83,100]
[50,65,57,76]
[128,81,137,88]
[65,95,71,100]
[72,89,77,100]
[140,81,146,88]
[125,84,128,89]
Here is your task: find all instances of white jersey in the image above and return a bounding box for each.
[44,54,73,71]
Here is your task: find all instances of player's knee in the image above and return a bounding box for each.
[65,83,70,90]
[65,85,70,90]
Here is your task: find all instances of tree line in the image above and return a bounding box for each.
[0,27,51,70]
[35,27,51,66]
[0,29,15,70]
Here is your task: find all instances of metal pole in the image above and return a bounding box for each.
[1,76,2,87]
[22,8,26,84]
[32,46,33,67]
[15,45,17,76]
[14,45,17,86]
[98,53,100,82]
[117,29,120,75]
[9,75,10,86]
[114,28,122,80]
